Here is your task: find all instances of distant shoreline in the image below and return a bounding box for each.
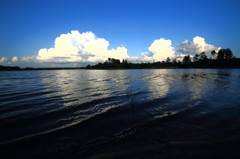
[0,66,85,71]
[1,67,240,71]
[1,53,240,71]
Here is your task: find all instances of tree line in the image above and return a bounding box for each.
[88,48,240,69]
[1,48,239,70]
[0,65,21,71]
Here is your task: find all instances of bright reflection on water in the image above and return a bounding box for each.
[0,69,240,144]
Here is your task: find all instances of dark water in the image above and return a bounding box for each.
[1,69,240,157]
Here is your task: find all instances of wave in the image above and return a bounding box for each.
[0,69,240,156]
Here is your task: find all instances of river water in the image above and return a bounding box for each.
[0,69,240,157]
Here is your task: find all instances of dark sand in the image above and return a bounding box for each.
[1,108,240,159]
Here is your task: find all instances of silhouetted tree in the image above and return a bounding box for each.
[193,54,199,62]
[166,57,171,63]
[122,59,128,64]
[217,48,233,60]
[211,50,217,59]
[226,48,233,60]
[105,58,121,64]
[199,52,208,60]
[172,58,177,64]
[182,55,191,64]
[217,49,225,60]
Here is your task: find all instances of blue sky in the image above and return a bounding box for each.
[0,0,240,67]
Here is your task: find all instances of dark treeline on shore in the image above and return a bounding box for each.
[1,48,240,70]
[88,48,240,69]
[0,65,21,71]
[0,65,84,71]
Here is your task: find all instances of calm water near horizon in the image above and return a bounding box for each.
[1,69,240,156]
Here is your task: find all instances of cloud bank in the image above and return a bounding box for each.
[0,30,220,67]
[0,57,8,63]
[37,30,129,63]
[176,36,220,57]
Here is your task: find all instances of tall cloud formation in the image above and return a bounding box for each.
[142,38,175,62]
[177,36,220,57]
[0,30,221,67]
[37,30,129,63]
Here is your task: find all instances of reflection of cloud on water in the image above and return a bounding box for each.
[40,70,101,107]
[145,70,173,99]
[38,70,135,131]
[40,70,80,107]
[176,71,215,101]
[177,70,232,102]
[186,73,209,100]
[39,69,175,109]
[39,70,130,107]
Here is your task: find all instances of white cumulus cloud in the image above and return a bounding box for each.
[37,30,129,63]
[0,57,8,64]
[142,38,175,61]
[176,36,220,57]
[11,56,18,62]
[1,33,223,67]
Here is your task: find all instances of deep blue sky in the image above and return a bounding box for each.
[1,0,240,58]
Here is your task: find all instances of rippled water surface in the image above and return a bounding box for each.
[1,69,240,146]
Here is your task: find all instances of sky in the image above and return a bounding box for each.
[0,0,240,67]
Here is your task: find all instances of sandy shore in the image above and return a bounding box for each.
[1,108,240,159]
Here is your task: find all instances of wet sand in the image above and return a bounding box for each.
[1,108,240,159]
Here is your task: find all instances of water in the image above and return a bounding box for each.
[1,69,240,156]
